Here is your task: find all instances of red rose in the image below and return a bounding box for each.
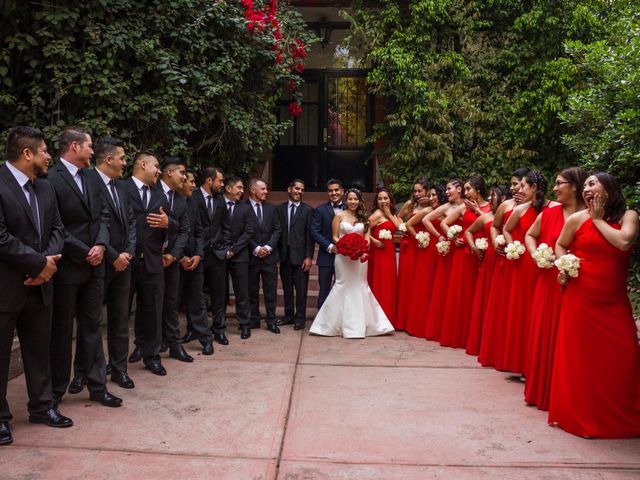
[336,233,369,261]
[288,101,302,117]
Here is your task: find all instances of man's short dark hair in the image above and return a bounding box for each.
[5,126,45,162]
[289,178,305,188]
[224,175,243,188]
[133,151,156,165]
[326,178,343,189]
[58,127,90,154]
[199,166,224,185]
[94,137,125,164]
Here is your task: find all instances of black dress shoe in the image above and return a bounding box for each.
[0,422,12,445]
[144,360,167,376]
[68,373,86,394]
[128,346,142,363]
[294,323,305,331]
[29,408,73,428]
[277,317,294,326]
[202,342,214,356]
[267,323,280,334]
[240,326,251,339]
[111,370,135,389]
[181,330,196,344]
[213,332,229,345]
[89,389,123,408]
[169,345,194,363]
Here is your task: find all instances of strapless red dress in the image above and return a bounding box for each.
[368,220,398,324]
[502,206,540,374]
[405,222,435,337]
[395,214,419,330]
[424,218,452,341]
[549,218,640,438]
[524,205,565,410]
[439,206,490,348]
[466,220,497,356]
[477,209,514,369]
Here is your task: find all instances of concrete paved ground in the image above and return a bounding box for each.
[3,324,639,479]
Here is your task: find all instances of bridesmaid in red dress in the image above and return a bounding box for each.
[404,185,447,337]
[439,176,492,348]
[395,179,430,330]
[502,171,554,374]
[549,173,640,438]
[368,188,401,324]
[523,167,588,411]
[422,180,464,341]
[464,185,509,356]
[478,168,529,369]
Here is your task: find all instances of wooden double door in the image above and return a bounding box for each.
[272,69,373,192]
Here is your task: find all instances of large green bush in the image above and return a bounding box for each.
[0,0,314,174]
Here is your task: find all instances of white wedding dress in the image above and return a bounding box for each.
[309,221,395,338]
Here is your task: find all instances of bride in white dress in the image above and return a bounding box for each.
[310,188,395,338]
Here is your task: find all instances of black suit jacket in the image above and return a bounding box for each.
[277,201,314,265]
[247,200,281,265]
[224,199,254,263]
[311,202,340,268]
[122,178,178,274]
[85,170,136,273]
[192,189,230,258]
[0,165,65,309]
[156,184,189,261]
[47,160,110,282]
[184,195,207,272]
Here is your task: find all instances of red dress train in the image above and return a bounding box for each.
[501,206,540,374]
[368,220,398,325]
[405,222,436,337]
[395,214,419,330]
[465,220,497,356]
[548,218,640,438]
[524,205,565,410]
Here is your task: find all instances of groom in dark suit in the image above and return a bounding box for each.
[310,178,345,309]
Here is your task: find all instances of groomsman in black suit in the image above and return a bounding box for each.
[123,152,177,376]
[0,127,72,446]
[72,137,136,390]
[157,158,192,363]
[48,127,122,408]
[247,179,281,333]
[180,168,219,354]
[310,178,344,309]
[220,176,254,340]
[276,179,314,330]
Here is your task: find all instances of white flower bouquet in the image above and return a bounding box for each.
[378,229,392,240]
[474,238,489,251]
[505,241,526,260]
[555,254,580,278]
[415,231,430,248]
[495,234,506,247]
[447,224,463,239]
[398,223,407,233]
[532,243,555,269]
[436,239,451,256]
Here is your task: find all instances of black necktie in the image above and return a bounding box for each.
[333,202,342,209]
[142,185,149,210]
[227,201,234,217]
[25,180,41,240]
[289,203,296,231]
[77,169,87,200]
[207,195,213,219]
[168,190,174,212]
[256,203,262,223]
[108,179,121,217]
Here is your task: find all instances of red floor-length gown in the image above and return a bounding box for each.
[439,206,490,348]
[502,206,540,373]
[395,214,420,330]
[424,218,453,341]
[465,220,497,356]
[405,222,436,337]
[477,208,514,369]
[524,205,565,410]
[549,218,640,438]
[368,220,398,325]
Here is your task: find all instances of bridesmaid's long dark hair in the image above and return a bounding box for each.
[524,171,548,213]
[593,172,626,223]
[372,186,396,215]
[559,166,589,208]
[346,188,370,233]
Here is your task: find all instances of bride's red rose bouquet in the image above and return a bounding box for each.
[336,233,369,262]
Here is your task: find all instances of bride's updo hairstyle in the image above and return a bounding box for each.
[371,186,396,215]
[524,170,548,213]
[346,187,370,233]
